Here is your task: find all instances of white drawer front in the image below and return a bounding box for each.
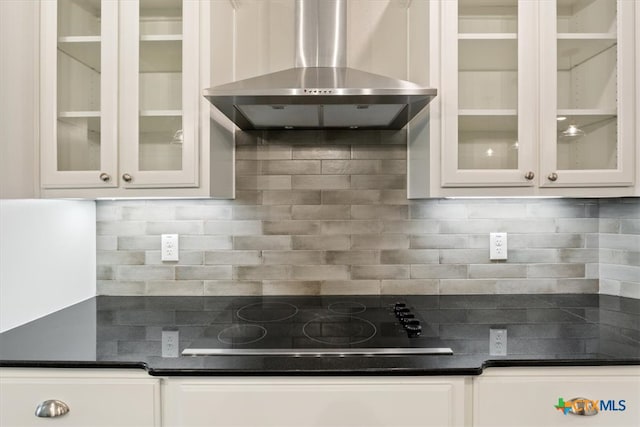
[163,377,470,427]
[0,370,160,427]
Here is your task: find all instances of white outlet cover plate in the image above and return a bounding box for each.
[490,232,507,260]
[162,329,180,358]
[161,234,179,261]
[490,328,507,356]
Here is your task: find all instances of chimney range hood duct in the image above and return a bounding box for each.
[204,0,437,130]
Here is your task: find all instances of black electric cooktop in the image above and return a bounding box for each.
[182,298,452,356]
[2,294,638,375]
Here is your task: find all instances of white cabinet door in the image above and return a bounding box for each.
[40,0,203,193]
[474,366,640,427]
[539,0,636,188]
[163,377,471,427]
[437,0,636,191]
[0,369,161,427]
[440,0,537,188]
[40,0,119,189]
[118,0,199,189]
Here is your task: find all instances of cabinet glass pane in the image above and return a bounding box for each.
[557,0,616,33]
[459,116,518,170]
[57,0,102,171]
[139,116,183,171]
[458,39,517,110]
[556,0,617,171]
[57,117,101,171]
[139,0,183,171]
[58,0,101,37]
[458,36,518,170]
[458,0,517,33]
[557,115,617,170]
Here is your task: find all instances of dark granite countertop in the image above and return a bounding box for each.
[1,294,638,376]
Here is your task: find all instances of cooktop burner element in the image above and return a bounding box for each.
[302,315,377,345]
[217,324,267,345]
[328,302,366,315]
[236,302,299,323]
[182,297,453,357]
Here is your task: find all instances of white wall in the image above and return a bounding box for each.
[0,0,39,198]
[0,200,96,332]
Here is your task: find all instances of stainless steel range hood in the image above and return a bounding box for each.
[204,0,436,130]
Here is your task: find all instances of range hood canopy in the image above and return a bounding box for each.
[204,0,437,130]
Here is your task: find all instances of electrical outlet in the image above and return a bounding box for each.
[161,234,179,261]
[490,328,508,356]
[162,328,180,358]
[490,232,508,260]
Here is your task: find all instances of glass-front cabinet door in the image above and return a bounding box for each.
[539,0,634,187]
[119,0,199,188]
[41,0,118,188]
[441,0,537,187]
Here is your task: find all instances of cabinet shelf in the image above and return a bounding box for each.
[58,38,101,72]
[459,109,517,116]
[140,34,182,42]
[458,33,516,40]
[140,110,182,117]
[556,109,616,129]
[58,36,101,43]
[557,34,616,70]
[58,111,101,118]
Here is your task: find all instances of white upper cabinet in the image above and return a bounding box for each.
[41,0,118,189]
[539,0,635,187]
[119,0,199,189]
[435,0,636,194]
[39,0,229,197]
[441,0,537,188]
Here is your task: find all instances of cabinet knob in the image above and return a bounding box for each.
[547,172,558,182]
[524,171,535,181]
[99,172,111,183]
[35,400,70,418]
[122,173,133,183]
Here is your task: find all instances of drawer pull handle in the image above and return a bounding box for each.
[35,400,70,418]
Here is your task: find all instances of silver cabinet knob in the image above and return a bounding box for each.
[547,172,558,182]
[35,400,70,418]
[122,173,133,183]
[524,171,535,180]
[99,172,111,183]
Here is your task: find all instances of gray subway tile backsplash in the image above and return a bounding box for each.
[96,138,640,298]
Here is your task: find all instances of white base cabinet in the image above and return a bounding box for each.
[473,366,640,427]
[0,369,161,427]
[162,377,471,427]
[3,366,639,427]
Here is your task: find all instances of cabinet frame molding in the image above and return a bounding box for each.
[436,0,636,192]
[118,0,200,189]
[40,0,119,189]
[440,0,538,188]
[539,0,636,188]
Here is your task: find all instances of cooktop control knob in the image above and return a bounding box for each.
[395,307,411,318]
[403,318,420,327]
[393,303,407,313]
[405,324,422,338]
[400,314,416,324]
